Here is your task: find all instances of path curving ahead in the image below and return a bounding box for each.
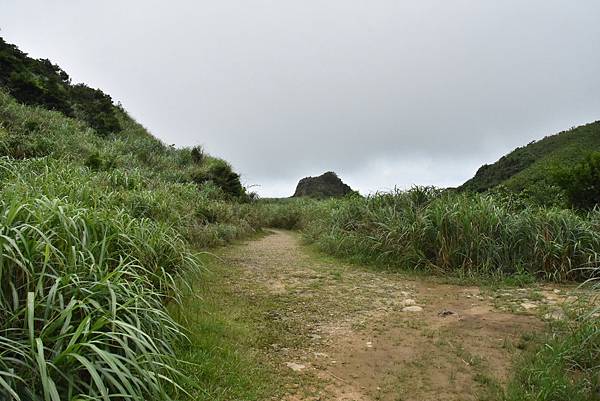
[217,230,560,401]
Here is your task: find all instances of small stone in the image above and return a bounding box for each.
[366,341,373,348]
[520,302,538,310]
[285,362,306,372]
[401,299,417,306]
[402,305,423,312]
[544,309,566,321]
[553,289,561,294]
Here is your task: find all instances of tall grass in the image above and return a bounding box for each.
[269,189,600,281]
[505,317,599,401]
[0,194,196,400]
[0,89,266,399]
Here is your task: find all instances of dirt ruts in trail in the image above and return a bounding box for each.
[218,230,575,401]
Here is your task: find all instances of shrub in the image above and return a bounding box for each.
[553,152,600,210]
[191,158,244,199]
[190,145,204,164]
[69,84,122,136]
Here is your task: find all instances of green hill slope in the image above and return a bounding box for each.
[0,36,246,198]
[461,121,600,193]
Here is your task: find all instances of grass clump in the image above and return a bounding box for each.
[0,193,197,400]
[506,316,600,401]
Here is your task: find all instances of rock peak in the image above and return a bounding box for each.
[292,171,354,198]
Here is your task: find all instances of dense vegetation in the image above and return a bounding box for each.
[0,37,263,400]
[461,121,600,199]
[553,152,600,210]
[259,189,600,282]
[0,38,121,136]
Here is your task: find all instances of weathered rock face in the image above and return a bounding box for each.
[292,171,354,198]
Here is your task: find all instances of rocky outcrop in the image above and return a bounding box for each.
[292,171,354,198]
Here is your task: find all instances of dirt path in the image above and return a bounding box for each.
[217,230,578,401]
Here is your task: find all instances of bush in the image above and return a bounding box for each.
[84,150,117,171]
[553,152,600,210]
[190,145,204,164]
[70,84,122,136]
[191,158,244,199]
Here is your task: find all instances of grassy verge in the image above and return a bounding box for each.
[506,315,600,401]
[170,251,279,401]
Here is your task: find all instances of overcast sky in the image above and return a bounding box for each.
[2,1,599,196]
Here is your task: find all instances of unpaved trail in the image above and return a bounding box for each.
[217,230,578,401]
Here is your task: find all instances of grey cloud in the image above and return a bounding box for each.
[2,0,599,196]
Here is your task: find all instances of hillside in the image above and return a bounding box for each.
[461,121,600,192]
[0,37,245,198]
[0,38,263,400]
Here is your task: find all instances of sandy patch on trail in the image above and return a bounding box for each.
[219,230,584,401]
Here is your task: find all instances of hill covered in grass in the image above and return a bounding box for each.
[460,121,600,194]
[0,37,246,200]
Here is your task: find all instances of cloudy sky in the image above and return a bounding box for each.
[2,1,600,196]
